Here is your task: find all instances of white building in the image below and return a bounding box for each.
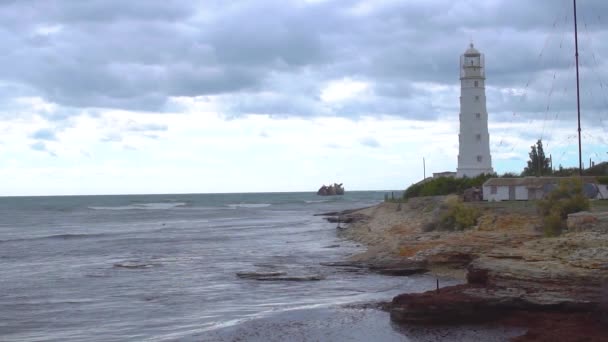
[482,177,608,201]
[456,43,493,178]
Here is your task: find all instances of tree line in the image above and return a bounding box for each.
[522,139,606,177]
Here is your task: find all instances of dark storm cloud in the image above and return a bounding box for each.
[0,0,607,121]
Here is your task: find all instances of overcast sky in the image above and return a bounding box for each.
[1,0,608,196]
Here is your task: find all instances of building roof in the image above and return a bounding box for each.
[464,43,480,56]
[433,171,457,177]
[483,176,598,188]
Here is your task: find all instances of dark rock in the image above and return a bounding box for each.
[325,216,349,223]
[321,260,428,275]
[463,187,483,202]
[343,301,393,311]
[390,284,598,325]
[466,266,488,285]
[255,275,325,281]
[317,183,345,196]
[368,261,429,276]
[422,222,437,232]
[324,213,368,224]
[320,261,368,268]
[320,261,369,274]
[237,271,324,281]
[236,271,287,279]
[375,267,428,276]
[391,285,502,324]
[314,207,372,217]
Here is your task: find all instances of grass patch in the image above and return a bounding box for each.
[537,177,590,237]
[439,197,481,231]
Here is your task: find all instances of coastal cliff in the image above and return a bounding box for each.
[330,197,608,341]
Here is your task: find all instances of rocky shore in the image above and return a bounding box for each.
[321,196,608,341]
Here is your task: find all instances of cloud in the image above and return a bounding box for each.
[320,79,369,103]
[30,141,56,156]
[0,0,604,122]
[125,122,168,132]
[2,0,608,195]
[31,128,57,141]
[30,141,46,151]
[101,134,122,142]
[359,136,381,148]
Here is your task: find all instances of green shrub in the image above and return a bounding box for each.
[438,197,481,231]
[537,177,590,237]
[500,172,520,178]
[543,212,564,236]
[403,173,495,199]
[597,176,608,185]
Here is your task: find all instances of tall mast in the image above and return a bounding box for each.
[574,0,583,175]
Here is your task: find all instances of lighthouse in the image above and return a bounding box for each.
[456,43,493,178]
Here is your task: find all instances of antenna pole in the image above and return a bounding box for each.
[574,0,583,176]
[423,157,426,179]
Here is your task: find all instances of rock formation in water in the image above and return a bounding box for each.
[317,183,344,196]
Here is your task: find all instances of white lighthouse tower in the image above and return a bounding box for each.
[456,43,493,178]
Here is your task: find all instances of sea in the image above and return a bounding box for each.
[0,192,523,342]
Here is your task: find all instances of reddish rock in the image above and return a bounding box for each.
[392,284,598,322]
[391,284,502,324]
[466,265,488,284]
[503,311,608,342]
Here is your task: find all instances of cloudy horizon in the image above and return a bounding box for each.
[1,0,607,196]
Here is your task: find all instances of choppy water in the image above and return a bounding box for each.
[0,192,520,341]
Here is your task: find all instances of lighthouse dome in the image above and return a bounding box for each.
[464,43,480,56]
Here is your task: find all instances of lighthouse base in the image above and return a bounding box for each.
[456,167,494,178]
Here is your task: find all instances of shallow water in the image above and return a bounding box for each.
[0,192,520,341]
[206,306,525,342]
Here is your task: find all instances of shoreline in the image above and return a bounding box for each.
[205,302,526,342]
[322,197,608,341]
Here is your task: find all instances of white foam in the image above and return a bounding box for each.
[305,200,329,203]
[88,202,187,210]
[227,203,272,209]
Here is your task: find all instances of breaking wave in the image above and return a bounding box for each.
[88,202,188,210]
[227,203,272,209]
[0,233,111,244]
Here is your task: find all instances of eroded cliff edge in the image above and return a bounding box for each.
[330,197,608,341]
